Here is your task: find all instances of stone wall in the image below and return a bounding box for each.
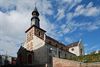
[46,44,76,59]
[53,57,79,67]
[52,57,100,67]
[33,45,48,65]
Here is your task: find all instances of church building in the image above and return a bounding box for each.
[17,7,84,67]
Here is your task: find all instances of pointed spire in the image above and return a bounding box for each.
[78,39,82,46]
[34,3,38,11]
[32,5,39,16]
[34,6,38,11]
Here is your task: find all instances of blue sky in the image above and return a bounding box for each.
[0,0,100,56]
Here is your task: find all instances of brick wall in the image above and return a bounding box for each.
[52,57,100,67]
[53,57,79,67]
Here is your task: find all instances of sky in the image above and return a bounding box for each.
[0,0,100,57]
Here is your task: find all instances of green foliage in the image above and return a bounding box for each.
[66,53,100,63]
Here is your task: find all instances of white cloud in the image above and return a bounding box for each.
[65,37,74,44]
[60,24,71,34]
[59,20,100,34]
[65,2,100,23]
[40,0,53,15]
[62,0,82,11]
[74,2,100,16]
[55,0,82,21]
[0,0,15,9]
[63,1,100,30]
[66,12,74,21]
[78,22,100,31]
[86,2,93,8]
[0,0,54,15]
[59,21,78,35]
[55,8,65,21]
[84,24,99,31]
[0,36,20,56]
[0,10,29,39]
[0,10,30,56]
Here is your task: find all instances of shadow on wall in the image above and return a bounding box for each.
[16,45,51,66]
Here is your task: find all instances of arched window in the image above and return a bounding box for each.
[28,54,32,64]
[39,32,41,36]
[59,51,60,58]
[65,54,66,57]
[19,55,23,64]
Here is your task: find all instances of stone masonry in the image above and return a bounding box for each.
[52,57,100,67]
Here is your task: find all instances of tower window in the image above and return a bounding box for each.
[39,32,41,36]
[71,48,74,51]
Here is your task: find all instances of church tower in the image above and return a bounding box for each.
[24,7,46,51]
[17,7,47,65]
